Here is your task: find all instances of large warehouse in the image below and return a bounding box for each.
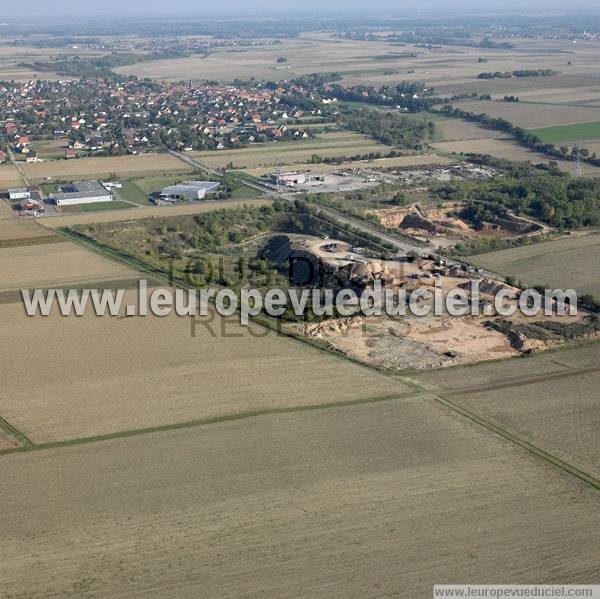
[51,181,114,206]
[158,181,220,202]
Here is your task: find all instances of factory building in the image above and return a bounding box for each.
[158,181,221,202]
[8,188,31,201]
[51,181,114,206]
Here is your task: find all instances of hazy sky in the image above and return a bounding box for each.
[2,0,600,18]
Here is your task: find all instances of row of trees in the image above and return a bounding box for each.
[477,69,559,79]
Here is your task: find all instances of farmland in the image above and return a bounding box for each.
[3,16,600,598]
[0,218,60,246]
[0,164,24,190]
[452,99,600,130]
[189,131,394,169]
[0,291,405,443]
[416,342,600,479]
[530,120,600,144]
[0,241,141,292]
[22,152,188,182]
[2,396,600,597]
[467,232,600,297]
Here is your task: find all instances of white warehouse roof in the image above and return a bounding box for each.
[160,181,221,196]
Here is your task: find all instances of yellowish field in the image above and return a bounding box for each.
[467,231,600,296]
[416,342,600,479]
[431,74,600,98]
[241,153,453,176]
[454,99,600,129]
[22,153,188,181]
[39,199,271,228]
[191,132,393,169]
[0,200,15,218]
[0,241,140,291]
[432,136,600,175]
[1,397,599,597]
[0,218,58,242]
[0,163,24,190]
[115,33,600,90]
[0,293,406,444]
[116,34,420,82]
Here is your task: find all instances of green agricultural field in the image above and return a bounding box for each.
[468,232,600,297]
[530,120,600,144]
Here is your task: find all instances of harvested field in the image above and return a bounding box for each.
[0,164,23,190]
[22,153,187,181]
[432,74,600,98]
[242,154,452,177]
[454,99,600,129]
[190,132,393,169]
[467,232,600,297]
[416,342,600,480]
[0,200,16,218]
[0,218,60,246]
[432,136,600,176]
[0,429,21,451]
[116,35,423,82]
[39,199,271,228]
[0,241,141,292]
[0,293,405,443]
[1,398,600,597]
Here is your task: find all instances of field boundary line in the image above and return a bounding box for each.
[0,392,424,457]
[0,415,35,450]
[444,364,600,396]
[432,394,600,491]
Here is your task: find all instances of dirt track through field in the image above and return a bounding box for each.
[444,364,600,395]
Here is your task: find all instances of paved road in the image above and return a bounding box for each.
[166,149,223,178]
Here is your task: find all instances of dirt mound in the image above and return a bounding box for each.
[485,320,547,354]
[399,212,439,233]
[299,317,363,338]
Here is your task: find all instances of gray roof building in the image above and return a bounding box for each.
[51,181,114,206]
[159,181,221,202]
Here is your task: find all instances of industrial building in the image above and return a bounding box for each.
[8,188,31,201]
[158,181,221,202]
[158,180,221,203]
[51,181,114,206]
[268,171,327,188]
